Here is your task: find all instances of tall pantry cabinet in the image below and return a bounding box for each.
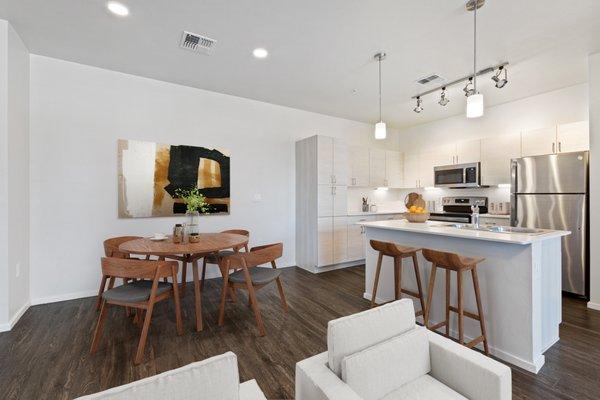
[296,135,357,273]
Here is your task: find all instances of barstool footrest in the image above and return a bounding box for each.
[401,288,420,298]
[448,306,481,321]
[428,321,447,331]
[466,335,485,349]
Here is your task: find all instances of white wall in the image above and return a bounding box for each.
[29,54,399,304]
[588,53,600,310]
[0,20,30,331]
[396,83,588,151]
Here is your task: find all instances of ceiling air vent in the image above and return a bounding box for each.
[416,74,445,85]
[179,31,217,55]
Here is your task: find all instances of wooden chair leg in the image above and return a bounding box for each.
[424,264,437,328]
[371,252,384,308]
[395,257,403,300]
[247,283,266,336]
[95,275,107,311]
[134,302,155,365]
[180,261,187,298]
[90,301,109,354]
[457,270,464,345]
[275,277,288,313]
[122,278,132,317]
[472,268,489,355]
[445,269,451,337]
[412,253,426,317]
[218,273,229,326]
[171,267,183,336]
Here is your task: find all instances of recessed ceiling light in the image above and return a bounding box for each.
[107,1,129,17]
[252,48,268,59]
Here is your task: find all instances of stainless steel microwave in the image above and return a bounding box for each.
[434,162,482,188]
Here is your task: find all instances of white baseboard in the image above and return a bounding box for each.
[31,289,97,306]
[587,301,600,311]
[0,301,31,332]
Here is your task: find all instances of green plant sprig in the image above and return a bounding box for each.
[175,187,211,214]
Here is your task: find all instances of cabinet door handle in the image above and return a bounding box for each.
[352,177,356,186]
[331,186,335,195]
[333,186,336,195]
[384,179,388,186]
[552,142,556,153]
[558,142,562,152]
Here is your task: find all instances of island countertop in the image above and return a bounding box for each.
[359,219,570,245]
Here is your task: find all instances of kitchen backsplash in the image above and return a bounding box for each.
[347,186,511,214]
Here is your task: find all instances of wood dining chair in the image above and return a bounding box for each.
[217,243,287,336]
[90,257,183,365]
[96,236,147,310]
[201,229,250,289]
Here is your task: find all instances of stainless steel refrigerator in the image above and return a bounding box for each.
[510,151,589,297]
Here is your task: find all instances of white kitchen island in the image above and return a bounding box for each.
[361,219,570,373]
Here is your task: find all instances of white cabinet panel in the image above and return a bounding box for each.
[333,186,347,216]
[349,145,370,187]
[317,185,333,217]
[418,152,437,188]
[317,136,333,184]
[481,133,521,186]
[522,126,556,156]
[557,121,589,153]
[480,217,510,227]
[456,139,481,164]
[333,217,348,264]
[369,148,387,187]
[385,151,403,188]
[347,216,375,261]
[317,217,333,267]
[333,139,349,185]
[403,153,420,188]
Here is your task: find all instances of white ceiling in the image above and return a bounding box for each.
[2,0,600,128]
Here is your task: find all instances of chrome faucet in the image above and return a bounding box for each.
[471,205,480,229]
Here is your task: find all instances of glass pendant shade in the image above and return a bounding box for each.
[375,121,387,140]
[466,93,484,118]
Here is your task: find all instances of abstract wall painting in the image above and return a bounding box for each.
[118,139,230,218]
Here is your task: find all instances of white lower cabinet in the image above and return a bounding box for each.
[317,216,349,267]
[347,216,376,261]
[333,217,348,264]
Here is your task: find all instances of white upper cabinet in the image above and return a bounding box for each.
[481,132,521,186]
[333,139,348,185]
[369,148,387,187]
[317,135,334,184]
[557,121,589,153]
[317,185,333,217]
[332,186,347,217]
[418,151,437,188]
[403,153,420,188]
[455,139,481,164]
[348,145,370,187]
[385,151,403,188]
[521,126,557,157]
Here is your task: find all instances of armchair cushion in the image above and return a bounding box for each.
[341,327,430,400]
[380,375,467,400]
[327,299,415,376]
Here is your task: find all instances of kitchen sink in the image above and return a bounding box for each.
[449,224,546,235]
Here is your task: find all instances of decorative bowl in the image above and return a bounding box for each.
[404,212,430,223]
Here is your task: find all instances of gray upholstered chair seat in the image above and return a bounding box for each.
[102,280,172,303]
[228,268,282,285]
[205,250,237,264]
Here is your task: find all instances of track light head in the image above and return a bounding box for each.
[438,87,450,106]
[413,97,423,113]
[492,66,508,88]
[463,77,475,97]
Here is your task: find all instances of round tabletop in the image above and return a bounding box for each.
[119,233,249,256]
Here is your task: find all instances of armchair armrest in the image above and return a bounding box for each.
[427,331,511,400]
[296,352,363,400]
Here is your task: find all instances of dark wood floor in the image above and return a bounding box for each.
[1,266,599,399]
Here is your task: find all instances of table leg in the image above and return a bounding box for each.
[192,259,203,331]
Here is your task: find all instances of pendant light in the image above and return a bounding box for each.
[466,0,484,118]
[374,52,387,139]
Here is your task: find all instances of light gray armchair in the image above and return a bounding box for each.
[76,352,266,400]
[296,299,511,400]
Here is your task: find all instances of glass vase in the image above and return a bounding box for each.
[186,210,200,236]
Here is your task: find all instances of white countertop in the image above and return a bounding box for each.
[347,210,510,219]
[359,219,570,245]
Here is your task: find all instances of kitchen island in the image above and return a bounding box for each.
[360,219,570,373]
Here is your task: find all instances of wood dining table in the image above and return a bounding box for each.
[119,233,249,332]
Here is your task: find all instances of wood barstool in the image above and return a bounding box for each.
[369,240,426,317]
[422,248,489,355]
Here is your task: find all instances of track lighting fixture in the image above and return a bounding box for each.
[413,96,423,113]
[438,87,450,106]
[463,77,475,97]
[492,65,508,88]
